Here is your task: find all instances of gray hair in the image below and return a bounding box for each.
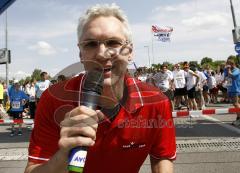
[77,3,132,43]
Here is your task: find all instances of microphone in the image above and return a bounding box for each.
[68,70,104,173]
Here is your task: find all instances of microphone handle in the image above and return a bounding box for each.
[68,91,99,173]
[68,147,88,173]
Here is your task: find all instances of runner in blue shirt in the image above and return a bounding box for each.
[224,57,240,126]
[9,80,29,136]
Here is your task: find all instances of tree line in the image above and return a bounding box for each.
[149,55,238,72]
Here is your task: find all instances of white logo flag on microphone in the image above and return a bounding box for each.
[152,25,173,42]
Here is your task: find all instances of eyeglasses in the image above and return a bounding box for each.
[79,39,129,51]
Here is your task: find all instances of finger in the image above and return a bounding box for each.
[60,126,96,140]
[58,136,95,150]
[70,114,98,130]
[66,106,97,119]
[73,121,98,133]
[96,110,106,122]
[61,113,98,128]
[60,117,77,127]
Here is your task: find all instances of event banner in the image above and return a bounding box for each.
[152,25,173,42]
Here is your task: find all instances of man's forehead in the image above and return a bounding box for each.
[81,16,126,40]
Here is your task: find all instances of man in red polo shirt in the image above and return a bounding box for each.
[25,3,176,173]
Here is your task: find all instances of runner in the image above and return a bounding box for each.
[183,62,199,110]
[35,72,51,103]
[8,80,28,136]
[195,67,207,110]
[153,64,174,109]
[173,63,187,110]
[223,57,240,126]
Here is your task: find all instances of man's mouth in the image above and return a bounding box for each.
[103,67,112,73]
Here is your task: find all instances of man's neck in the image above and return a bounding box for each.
[100,78,125,109]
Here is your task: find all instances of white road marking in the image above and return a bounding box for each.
[0,148,28,161]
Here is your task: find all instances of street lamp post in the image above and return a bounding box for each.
[144,46,151,69]
[229,0,240,64]
[230,0,237,27]
[5,11,9,86]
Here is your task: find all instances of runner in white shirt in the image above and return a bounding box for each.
[26,79,36,119]
[195,68,207,110]
[183,62,199,110]
[35,72,51,102]
[153,64,174,109]
[208,71,218,103]
[173,63,187,110]
[216,67,228,103]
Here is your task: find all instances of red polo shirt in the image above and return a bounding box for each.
[28,74,176,173]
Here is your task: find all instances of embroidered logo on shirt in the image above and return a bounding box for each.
[122,141,146,149]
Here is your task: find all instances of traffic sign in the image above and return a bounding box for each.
[235,43,240,54]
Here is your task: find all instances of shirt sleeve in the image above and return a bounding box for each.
[28,91,60,164]
[232,69,240,78]
[149,99,176,160]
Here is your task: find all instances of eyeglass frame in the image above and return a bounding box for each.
[79,38,130,51]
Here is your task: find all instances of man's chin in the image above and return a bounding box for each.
[103,78,118,87]
[103,78,113,86]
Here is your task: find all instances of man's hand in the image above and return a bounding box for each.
[58,106,104,153]
[25,106,105,173]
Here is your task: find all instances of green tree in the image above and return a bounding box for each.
[162,61,173,70]
[211,60,225,71]
[201,57,213,66]
[227,55,237,64]
[19,79,25,85]
[151,63,161,71]
[25,76,32,82]
[31,69,42,81]
[189,61,200,69]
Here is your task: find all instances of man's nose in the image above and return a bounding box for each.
[98,43,107,53]
[95,43,112,61]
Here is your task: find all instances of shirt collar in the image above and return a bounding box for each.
[121,75,162,113]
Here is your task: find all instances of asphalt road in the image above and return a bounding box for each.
[0,103,240,173]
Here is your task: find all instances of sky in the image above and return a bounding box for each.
[0,0,240,80]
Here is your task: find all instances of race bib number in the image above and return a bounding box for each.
[12,101,20,109]
[176,78,183,84]
[39,84,46,90]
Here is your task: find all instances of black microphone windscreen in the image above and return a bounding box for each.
[81,70,104,110]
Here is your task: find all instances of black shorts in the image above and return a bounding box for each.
[187,87,196,99]
[174,87,187,96]
[0,99,2,104]
[217,84,227,93]
[203,85,209,92]
[195,90,202,99]
[9,111,23,119]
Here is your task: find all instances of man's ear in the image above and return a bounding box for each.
[128,43,133,61]
[78,43,84,63]
[79,52,84,63]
